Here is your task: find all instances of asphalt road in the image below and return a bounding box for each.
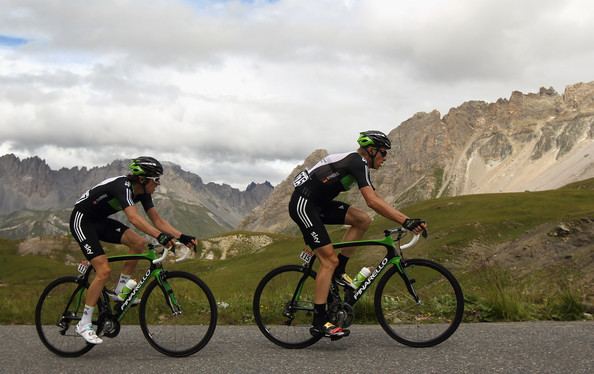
[2,322,593,374]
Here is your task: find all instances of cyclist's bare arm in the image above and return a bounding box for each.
[146,208,198,248]
[359,186,427,234]
[123,205,162,239]
[146,207,182,239]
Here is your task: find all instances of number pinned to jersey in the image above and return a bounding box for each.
[299,248,313,264]
[293,171,310,187]
[77,260,90,274]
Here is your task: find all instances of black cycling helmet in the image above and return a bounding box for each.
[128,156,163,177]
[357,130,392,150]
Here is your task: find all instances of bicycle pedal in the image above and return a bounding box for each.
[309,327,322,337]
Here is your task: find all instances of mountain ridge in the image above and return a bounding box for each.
[240,81,594,233]
[0,155,273,239]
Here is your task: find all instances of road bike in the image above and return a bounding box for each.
[35,242,217,357]
[253,227,464,348]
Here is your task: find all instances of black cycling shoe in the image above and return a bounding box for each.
[333,273,356,290]
[310,322,350,340]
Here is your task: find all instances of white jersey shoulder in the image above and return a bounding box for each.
[308,152,360,172]
[75,176,127,204]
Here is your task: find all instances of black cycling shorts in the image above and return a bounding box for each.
[288,190,350,250]
[69,209,129,260]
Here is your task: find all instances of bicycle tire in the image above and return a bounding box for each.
[35,276,98,357]
[139,271,217,357]
[375,258,464,347]
[253,265,322,349]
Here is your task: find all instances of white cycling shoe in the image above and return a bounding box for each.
[76,323,103,344]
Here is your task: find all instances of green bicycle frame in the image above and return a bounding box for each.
[299,230,416,305]
[78,247,181,322]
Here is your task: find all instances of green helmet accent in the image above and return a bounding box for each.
[357,130,391,149]
[128,156,163,177]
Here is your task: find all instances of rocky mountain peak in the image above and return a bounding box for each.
[246,181,273,192]
[563,82,594,110]
[241,81,594,233]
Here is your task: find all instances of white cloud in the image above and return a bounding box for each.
[1,0,593,188]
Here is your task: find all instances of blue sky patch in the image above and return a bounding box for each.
[0,35,28,47]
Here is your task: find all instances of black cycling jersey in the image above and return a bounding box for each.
[295,152,374,202]
[289,152,374,249]
[74,176,154,218]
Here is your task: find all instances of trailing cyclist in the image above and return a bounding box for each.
[288,130,427,339]
[69,156,197,344]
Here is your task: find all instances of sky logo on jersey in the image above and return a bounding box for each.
[83,244,93,255]
[310,231,320,244]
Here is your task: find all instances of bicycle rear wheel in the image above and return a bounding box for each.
[139,271,217,357]
[375,258,464,347]
[35,276,98,357]
[253,265,321,349]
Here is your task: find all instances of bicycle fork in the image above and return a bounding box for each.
[157,273,183,316]
[397,262,421,304]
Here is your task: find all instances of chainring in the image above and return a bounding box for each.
[328,302,354,328]
[101,318,121,338]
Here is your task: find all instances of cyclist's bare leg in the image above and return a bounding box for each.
[86,255,111,307]
[120,228,148,275]
[313,244,338,304]
[339,206,371,257]
[312,244,349,337]
[77,255,109,343]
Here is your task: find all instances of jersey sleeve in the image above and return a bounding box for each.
[113,179,136,210]
[349,154,374,190]
[139,193,155,211]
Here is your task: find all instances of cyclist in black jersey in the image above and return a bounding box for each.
[289,131,427,339]
[69,156,197,344]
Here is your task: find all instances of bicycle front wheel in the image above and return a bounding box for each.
[35,276,97,357]
[375,258,464,347]
[253,265,321,349]
[139,271,217,357]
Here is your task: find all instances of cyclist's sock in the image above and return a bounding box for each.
[114,273,132,294]
[313,303,327,327]
[80,304,94,326]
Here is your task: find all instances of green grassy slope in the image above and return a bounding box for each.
[1,179,593,323]
[196,185,594,324]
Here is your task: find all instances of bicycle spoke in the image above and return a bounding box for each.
[140,271,217,357]
[253,265,321,349]
[375,259,464,347]
[35,277,96,357]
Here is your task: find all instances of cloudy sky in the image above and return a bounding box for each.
[1,0,593,189]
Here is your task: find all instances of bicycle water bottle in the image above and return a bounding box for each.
[352,267,372,288]
[118,279,137,299]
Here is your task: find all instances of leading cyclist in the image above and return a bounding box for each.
[288,131,427,339]
[69,156,197,344]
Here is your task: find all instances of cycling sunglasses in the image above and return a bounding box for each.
[377,149,388,157]
[145,176,161,184]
